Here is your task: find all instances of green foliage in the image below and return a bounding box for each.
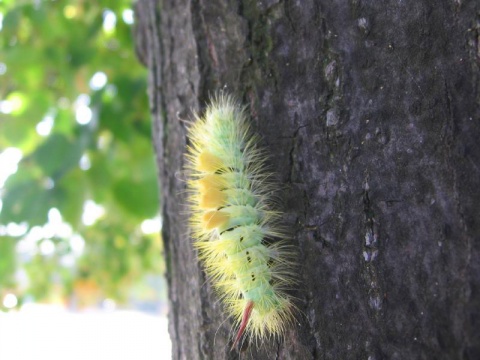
[0,0,163,308]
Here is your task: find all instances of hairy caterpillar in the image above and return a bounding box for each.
[185,94,296,349]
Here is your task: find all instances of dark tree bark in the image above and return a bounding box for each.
[135,1,480,359]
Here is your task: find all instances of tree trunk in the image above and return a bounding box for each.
[135,0,480,359]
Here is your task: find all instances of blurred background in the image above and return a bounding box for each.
[0,0,170,358]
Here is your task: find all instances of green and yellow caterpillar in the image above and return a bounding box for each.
[185,94,296,349]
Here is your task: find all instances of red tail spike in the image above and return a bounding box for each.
[231,301,254,351]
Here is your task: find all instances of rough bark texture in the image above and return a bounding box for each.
[135,0,480,359]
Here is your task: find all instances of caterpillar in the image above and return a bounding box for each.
[185,94,296,349]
